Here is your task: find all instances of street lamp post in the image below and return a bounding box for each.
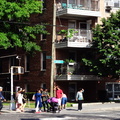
[10,66,15,110]
[10,66,24,111]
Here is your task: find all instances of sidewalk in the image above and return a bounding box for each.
[1,102,120,120]
[1,102,119,114]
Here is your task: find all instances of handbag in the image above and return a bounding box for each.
[32,94,35,100]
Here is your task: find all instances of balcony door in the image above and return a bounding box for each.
[69,51,76,61]
[79,22,90,30]
[79,22,91,41]
[68,21,77,37]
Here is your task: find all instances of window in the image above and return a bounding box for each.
[10,56,17,66]
[106,82,120,100]
[0,59,2,73]
[0,56,17,73]
[68,22,76,29]
[41,83,46,89]
[114,0,120,8]
[41,52,46,71]
[105,0,120,8]
[40,34,47,41]
[25,55,30,72]
[41,0,46,10]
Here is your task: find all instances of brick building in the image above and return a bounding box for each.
[0,0,120,102]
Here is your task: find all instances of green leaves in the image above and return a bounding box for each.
[83,10,120,78]
[0,0,42,21]
[58,29,78,38]
[23,42,41,52]
[0,33,11,49]
[0,0,49,53]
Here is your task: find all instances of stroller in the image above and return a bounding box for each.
[47,97,60,113]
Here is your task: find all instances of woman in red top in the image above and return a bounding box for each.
[55,85,63,111]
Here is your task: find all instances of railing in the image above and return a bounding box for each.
[69,29,92,43]
[56,62,92,76]
[56,0,99,11]
[56,29,92,43]
[55,62,100,81]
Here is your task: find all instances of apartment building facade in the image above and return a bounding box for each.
[0,0,120,102]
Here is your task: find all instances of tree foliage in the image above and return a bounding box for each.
[82,10,120,79]
[0,0,48,52]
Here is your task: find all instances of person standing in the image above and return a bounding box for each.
[61,93,67,109]
[16,88,23,112]
[0,86,6,114]
[76,88,84,111]
[21,89,27,112]
[42,88,49,112]
[34,89,42,113]
[55,85,63,111]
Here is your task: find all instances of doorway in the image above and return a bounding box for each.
[68,82,77,101]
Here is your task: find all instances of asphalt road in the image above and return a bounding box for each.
[0,102,120,120]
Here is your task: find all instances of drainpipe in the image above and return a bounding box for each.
[50,0,56,97]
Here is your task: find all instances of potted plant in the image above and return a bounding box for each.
[64,59,75,65]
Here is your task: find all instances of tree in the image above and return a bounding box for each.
[0,0,48,52]
[82,10,120,79]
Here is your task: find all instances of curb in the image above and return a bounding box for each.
[72,102,115,107]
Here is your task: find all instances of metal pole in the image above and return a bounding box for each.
[10,66,15,110]
[50,0,56,97]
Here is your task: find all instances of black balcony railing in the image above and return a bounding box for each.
[56,62,92,76]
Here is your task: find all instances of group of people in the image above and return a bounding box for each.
[15,88,27,112]
[55,85,67,111]
[32,88,49,113]
[0,85,84,114]
[32,86,68,113]
[15,86,84,113]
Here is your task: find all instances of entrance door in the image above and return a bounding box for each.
[68,82,77,101]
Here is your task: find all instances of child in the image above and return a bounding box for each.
[61,93,67,109]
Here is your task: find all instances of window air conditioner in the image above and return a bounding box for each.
[106,1,114,7]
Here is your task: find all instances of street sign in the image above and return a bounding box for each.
[54,60,64,64]
[46,56,52,59]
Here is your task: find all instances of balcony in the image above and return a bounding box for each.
[55,29,92,48]
[55,62,100,81]
[56,0,101,18]
[55,74,100,81]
